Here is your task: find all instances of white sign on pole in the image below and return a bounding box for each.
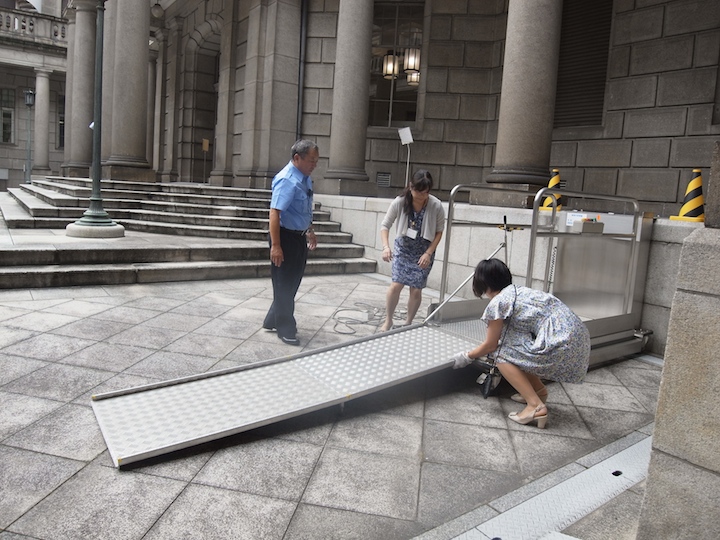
[398,127,413,145]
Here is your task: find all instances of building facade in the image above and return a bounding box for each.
[2,0,719,216]
[0,0,67,190]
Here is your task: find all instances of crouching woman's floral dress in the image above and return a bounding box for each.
[482,285,590,383]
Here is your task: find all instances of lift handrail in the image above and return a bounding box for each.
[528,187,642,314]
[439,184,644,315]
[440,183,538,302]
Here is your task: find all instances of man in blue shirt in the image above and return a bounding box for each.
[262,140,319,345]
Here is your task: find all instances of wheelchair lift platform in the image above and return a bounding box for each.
[92,323,480,468]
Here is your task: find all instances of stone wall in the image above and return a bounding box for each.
[553,0,720,217]
[300,0,339,178]
[316,192,701,356]
[299,0,506,196]
[641,219,702,355]
[636,225,720,538]
[636,139,720,539]
[364,0,506,196]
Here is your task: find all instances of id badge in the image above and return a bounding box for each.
[406,229,418,239]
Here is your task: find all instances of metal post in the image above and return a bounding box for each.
[24,89,34,184]
[67,0,124,237]
[83,0,110,223]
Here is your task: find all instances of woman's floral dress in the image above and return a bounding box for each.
[391,206,434,288]
[481,285,590,383]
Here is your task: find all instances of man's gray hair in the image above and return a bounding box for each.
[291,139,319,159]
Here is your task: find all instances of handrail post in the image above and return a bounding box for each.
[439,184,464,302]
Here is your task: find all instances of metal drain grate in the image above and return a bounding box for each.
[454,437,651,540]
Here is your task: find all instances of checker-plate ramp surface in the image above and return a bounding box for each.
[92,324,479,467]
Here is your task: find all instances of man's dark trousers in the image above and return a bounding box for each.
[264,228,308,339]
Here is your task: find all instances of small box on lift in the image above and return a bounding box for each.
[571,220,604,234]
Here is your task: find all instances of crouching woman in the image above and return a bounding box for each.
[451,259,590,428]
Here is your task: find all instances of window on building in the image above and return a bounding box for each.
[553,0,612,128]
[58,95,65,149]
[1,89,15,143]
[369,2,423,127]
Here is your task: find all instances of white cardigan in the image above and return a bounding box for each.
[380,194,445,242]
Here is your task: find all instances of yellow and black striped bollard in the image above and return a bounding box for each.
[540,168,561,211]
[670,169,704,222]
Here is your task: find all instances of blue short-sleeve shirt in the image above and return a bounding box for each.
[270,161,314,231]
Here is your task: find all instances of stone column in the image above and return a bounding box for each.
[237,0,301,187]
[636,143,720,539]
[237,1,268,185]
[485,0,563,186]
[66,0,96,176]
[32,69,52,175]
[147,49,157,166]
[209,0,237,186]
[100,0,116,161]
[103,0,153,181]
[159,17,183,182]
[323,0,374,193]
[61,6,75,172]
[152,28,167,173]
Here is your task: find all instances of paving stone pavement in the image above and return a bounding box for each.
[0,230,662,540]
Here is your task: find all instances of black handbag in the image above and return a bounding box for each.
[475,360,502,399]
[477,285,517,399]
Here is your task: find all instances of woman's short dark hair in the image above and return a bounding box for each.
[472,258,512,297]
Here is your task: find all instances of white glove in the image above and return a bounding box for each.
[450,351,473,369]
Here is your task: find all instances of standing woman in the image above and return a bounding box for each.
[379,170,445,332]
[451,259,590,428]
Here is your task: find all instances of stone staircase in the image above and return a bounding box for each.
[0,177,376,288]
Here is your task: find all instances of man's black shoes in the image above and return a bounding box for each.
[266,324,299,345]
[279,335,300,346]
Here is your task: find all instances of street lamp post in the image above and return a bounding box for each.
[66,0,124,237]
[24,89,34,184]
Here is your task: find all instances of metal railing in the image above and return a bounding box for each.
[528,186,642,314]
[439,184,539,302]
[438,184,644,316]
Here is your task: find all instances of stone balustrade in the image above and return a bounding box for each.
[0,8,67,48]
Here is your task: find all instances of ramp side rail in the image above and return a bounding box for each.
[426,242,504,325]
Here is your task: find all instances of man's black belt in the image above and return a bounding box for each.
[280,226,307,236]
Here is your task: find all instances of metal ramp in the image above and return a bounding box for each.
[92,323,481,467]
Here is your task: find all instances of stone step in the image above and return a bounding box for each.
[17,183,80,208]
[0,191,36,227]
[114,219,352,242]
[26,180,273,209]
[0,257,377,289]
[3,190,344,239]
[42,176,273,200]
[113,208,337,231]
[0,178,376,289]
[0,242,365,267]
[43,176,157,192]
[12,185,333,222]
